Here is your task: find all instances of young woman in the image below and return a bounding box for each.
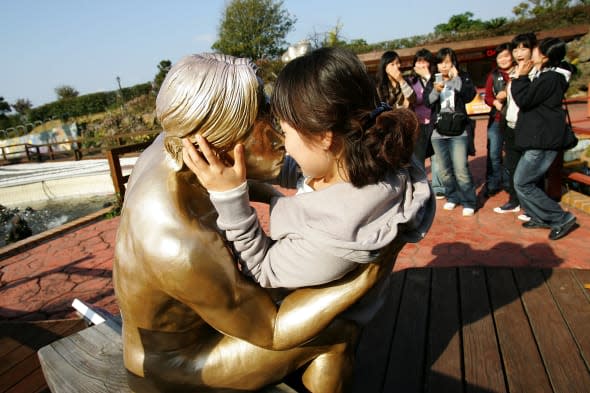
[376,50,416,109]
[407,48,446,199]
[425,47,477,216]
[483,42,514,197]
[511,37,577,240]
[494,33,537,216]
[182,47,434,289]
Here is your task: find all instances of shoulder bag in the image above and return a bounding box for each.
[562,100,579,150]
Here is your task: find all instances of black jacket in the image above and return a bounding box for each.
[511,68,569,151]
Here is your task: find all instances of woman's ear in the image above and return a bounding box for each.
[319,131,333,151]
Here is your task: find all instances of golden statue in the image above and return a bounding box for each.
[113,53,401,392]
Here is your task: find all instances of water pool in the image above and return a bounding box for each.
[0,195,116,247]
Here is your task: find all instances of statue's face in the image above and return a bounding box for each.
[240,115,285,181]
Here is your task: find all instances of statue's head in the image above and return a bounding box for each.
[156,53,284,180]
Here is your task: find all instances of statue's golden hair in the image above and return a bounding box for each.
[156,53,260,170]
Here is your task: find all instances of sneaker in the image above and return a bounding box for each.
[549,214,577,240]
[462,208,475,217]
[517,214,531,222]
[435,192,445,200]
[443,202,457,210]
[493,201,520,214]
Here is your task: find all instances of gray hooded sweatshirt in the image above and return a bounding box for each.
[210,156,435,290]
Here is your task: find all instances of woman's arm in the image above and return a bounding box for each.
[450,73,476,103]
[210,183,357,288]
[424,80,439,108]
[511,73,559,111]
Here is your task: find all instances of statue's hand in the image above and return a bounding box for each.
[182,136,246,192]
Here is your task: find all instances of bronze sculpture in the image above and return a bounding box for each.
[113,53,401,392]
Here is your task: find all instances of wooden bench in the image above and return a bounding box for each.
[37,312,297,392]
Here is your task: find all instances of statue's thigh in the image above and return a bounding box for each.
[199,335,331,390]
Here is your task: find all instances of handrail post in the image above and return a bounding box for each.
[25,144,31,161]
[106,148,125,201]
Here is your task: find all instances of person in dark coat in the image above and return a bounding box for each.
[511,37,577,240]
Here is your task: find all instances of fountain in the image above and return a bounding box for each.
[0,195,116,247]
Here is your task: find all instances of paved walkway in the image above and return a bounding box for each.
[1,103,589,321]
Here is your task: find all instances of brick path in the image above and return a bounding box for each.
[1,103,589,321]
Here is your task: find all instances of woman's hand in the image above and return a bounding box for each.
[448,66,458,79]
[413,64,430,80]
[517,60,534,77]
[434,82,444,92]
[182,135,246,192]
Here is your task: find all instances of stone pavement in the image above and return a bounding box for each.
[1,103,589,322]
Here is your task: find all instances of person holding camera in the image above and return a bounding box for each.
[425,47,477,217]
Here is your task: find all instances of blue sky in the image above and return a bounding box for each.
[1,0,521,108]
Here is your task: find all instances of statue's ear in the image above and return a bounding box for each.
[164,136,184,171]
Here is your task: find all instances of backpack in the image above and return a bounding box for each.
[491,69,506,96]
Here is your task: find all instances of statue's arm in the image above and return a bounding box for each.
[172,236,403,350]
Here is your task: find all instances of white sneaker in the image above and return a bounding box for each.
[443,202,457,210]
[462,208,475,217]
[517,214,531,222]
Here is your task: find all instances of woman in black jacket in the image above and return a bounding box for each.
[511,37,577,240]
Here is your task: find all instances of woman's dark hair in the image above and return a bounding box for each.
[376,51,401,102]
[435,47,459,67]
[537,37,566,68]
[412,48,436,77]
[511,32,537,49]
[495,42,513,55]
[271,47,418,188]
[413,48,433,67]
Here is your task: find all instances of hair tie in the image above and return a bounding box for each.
[370,102,392,121]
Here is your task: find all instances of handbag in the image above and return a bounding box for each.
[436,112,467,136]
[562,100,579,150]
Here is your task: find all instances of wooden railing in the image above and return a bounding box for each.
[0,130,160,164]
[105,140,154,202]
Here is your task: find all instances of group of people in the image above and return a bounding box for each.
[484,33,577,240]
[377,33,577,240]
[377,46,477,217]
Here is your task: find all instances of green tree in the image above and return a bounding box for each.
[322,21,347,47]
[512,0,585,18]
[12,98,33,116]
[484,17,509,29]
[55,85,79,100]
[212,0,296,60]
[434,12,486,35]
[0,96,11,116]
[153,60,172,93]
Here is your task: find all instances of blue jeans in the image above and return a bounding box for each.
[514,149,568,225]
[431,136,476,209]
[486,120,504,191]
[430,156,445,195]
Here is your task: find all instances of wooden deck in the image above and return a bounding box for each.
[0,319,86,393]
[353,267,590,393]
[4,267,590,392]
